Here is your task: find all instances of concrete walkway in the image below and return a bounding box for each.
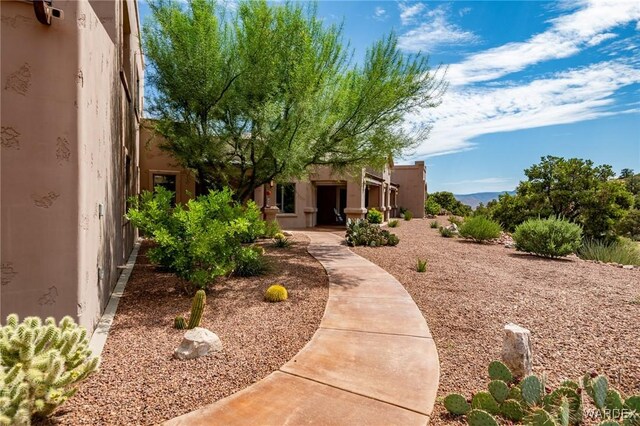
[165,232,439,426]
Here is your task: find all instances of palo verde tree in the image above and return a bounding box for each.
[144,0,446,200]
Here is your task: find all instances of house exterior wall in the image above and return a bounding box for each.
[392,161,427,219]
[139,121,197,204]
[1,0,143,332]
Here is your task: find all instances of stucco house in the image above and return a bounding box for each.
[140,119,427,228]
[1,0,143,332]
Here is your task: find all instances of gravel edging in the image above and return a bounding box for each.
[45,235,329,426]
[348,218,640,425]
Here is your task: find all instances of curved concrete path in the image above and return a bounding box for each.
[165,232,439,425]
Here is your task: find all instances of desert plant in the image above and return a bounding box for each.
[388,219,399,228]
[439,226,455,238]
[262,220,281,239]
[273,233,292,248]
[0,314,100,424]
[416,259,427,272]
[459,216,502,243]
[265,284,288,302]
[577,238,640,266]
[444,360,640,426]
[404,210,413,221]
[513,217,583,258]
[616,209,640,241]
[175,290,206,330]
[367,208,383,224]
[345,220,399,247]
[448,215,463,226]
[127,187,265,291]
[233,246,270,276]
[425,198,441,216]
[430,220,439,229]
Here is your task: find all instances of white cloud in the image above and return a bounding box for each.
[406,61,640,157]
[373,6,387,21]
[446,0,640,85]
[398,2,425,26]
[458,7,472,18]
[398,5,479,52]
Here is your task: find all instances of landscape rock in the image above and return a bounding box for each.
[501,323,533,377]
[282,231,294,237]
[623,265,634,270]
[445,223,459,233]
[174,327,222,360]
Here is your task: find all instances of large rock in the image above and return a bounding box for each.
[501,323,532,377]
[174,327,222,360]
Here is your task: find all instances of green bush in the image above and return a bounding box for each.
[127,187,263,290]
[430,220,439,229]
[388,219,399,228]
[448,215,463,226]
[403,210,413,221]
[0,314,100,424]
[416,259,427,272]
[367,208,383,224]
[234,246,270,276]
[577,238,640,266]
[346,220,399,247]
[616,209,640,241]
[262,220,281,238]
[273,233,292,248]
[439,226,455,238]
[513,217,582,258]
[424,198,441,216]
[459,216,502,243]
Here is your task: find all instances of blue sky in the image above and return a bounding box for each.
[140,1,640,194]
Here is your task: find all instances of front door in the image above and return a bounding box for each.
[317,186,337,225]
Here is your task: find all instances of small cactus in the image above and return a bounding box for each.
[488,360,514,383]
[174,290,206,330]
[444,393,471,415]
[604,390,624,412]
[591,375,609,410]
[471,392,500,415]
[467,409,499,426]
[524,408,557,426]
[521,375,543,407]
[488,380,510,403]
[265,284,288,302]
[501,399,526,421]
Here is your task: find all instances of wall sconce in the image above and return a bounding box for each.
[33,0,64,25]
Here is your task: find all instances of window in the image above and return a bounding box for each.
[276,183,296,214]
[153,174,177,206]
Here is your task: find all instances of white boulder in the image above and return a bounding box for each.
[174,327,222,360]
[501,323,532,377]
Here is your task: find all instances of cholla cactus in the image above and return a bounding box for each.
[0,314,100,425]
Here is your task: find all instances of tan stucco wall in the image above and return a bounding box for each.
[139,121,197,204]
[392,161,427,219]
[1,0,143,332]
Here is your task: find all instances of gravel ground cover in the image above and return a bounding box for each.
[347,218,639,425]
[45,234,328,426]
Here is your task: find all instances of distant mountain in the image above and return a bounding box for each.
[454,191,516,209]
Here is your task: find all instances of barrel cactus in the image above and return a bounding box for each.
[0,314,100,424]
[174,290,206,330]
[265,284,288,302]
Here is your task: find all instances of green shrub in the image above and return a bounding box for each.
[448,215,463,226]
[388,219,399,228]
[127,187,262,290]
[439,226,455,238]
[616,209,640,241]
[459,216,502,243]
[0,314,100,424]
[577,238,640,266]
[513,217,582,258]
[367,208,383,224]
[430,220,439,229]
[403,210,413,221]
[262,220,281,238]
[273,233,292,248]
[424,198,441,216]
[346,220,399,247]
[416,259,427,272]
[234,246,270,276]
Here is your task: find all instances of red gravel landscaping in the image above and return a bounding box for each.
[348,218,640,425]
[45,235,329,426]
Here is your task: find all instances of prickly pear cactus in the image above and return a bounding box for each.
[488,380,510,403]
[444,393,470,415]
[472,392,500,415]
[605,390,624,412]
[508,384,524,403]
[591,375,609,410]
[525,408,558,426]
[467,409,499,426]
[488,360,513,383]
[544,387,582,424]
[501,399,526,421]
[187,290,206,329]
[521,375,543,407]
[598,421,620,426]
[0,314,100,424]
[556,396,570,426]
